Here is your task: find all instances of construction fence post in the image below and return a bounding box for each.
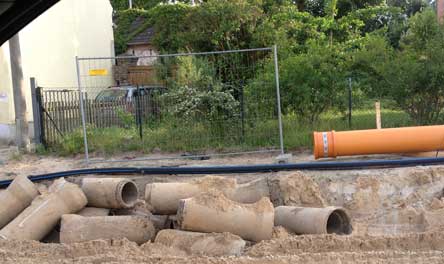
[76,56,90,164]
[273,45,285,155]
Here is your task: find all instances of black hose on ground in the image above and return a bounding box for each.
[2,157,444,187]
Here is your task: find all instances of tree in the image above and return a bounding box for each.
[148,3,192,52]
[246,42,348,123]
[351,9,444,124]
[184,0,263,51]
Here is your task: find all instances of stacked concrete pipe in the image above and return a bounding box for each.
[0,178,87,241]
[0,175,39,229]
[177,191,274,242]
[60,214,155,244]
[81,178,139,209]
[146,176,270,214]
[274,206,352,235]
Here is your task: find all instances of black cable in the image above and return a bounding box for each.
[2,157,444,187]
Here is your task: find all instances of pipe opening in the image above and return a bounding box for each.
[326,209,352,235]
[121,181,138,206]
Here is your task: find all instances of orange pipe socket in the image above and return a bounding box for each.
[313,125,444,159]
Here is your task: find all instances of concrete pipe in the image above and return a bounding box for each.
[146,176,270,214]
[0,175,39,229]
[43,208,109,243]
[314,125,444,159]
[274,206,352,235]
[155,229,246,256]
[77,207,110,217]
[146,182,201,214]
[111,207,169,230]
[177,191,274,242]
[229,178,270,204]
[81,178,139,209]
[0,178,87,241]
[60,214,155,244]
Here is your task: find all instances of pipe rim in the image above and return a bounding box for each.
[325,207,352,235]
[144,183,153,203]
[10,175,39,199]
[117,180,139,208]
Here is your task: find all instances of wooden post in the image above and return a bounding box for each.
[375,101,381,129]
[30,78,42,144]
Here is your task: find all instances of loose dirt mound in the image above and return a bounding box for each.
[247,232,444,256]
[269,172,326,207]
[3,155,444,263]
[2,234,444,263]
[313,166,444,235]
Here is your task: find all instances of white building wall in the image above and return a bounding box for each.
[0,0,114,143]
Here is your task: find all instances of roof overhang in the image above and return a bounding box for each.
[0,0,59,46]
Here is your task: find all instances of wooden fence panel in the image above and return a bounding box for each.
[38,88,164,145]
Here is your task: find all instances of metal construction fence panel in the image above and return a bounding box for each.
[75,47,284,163]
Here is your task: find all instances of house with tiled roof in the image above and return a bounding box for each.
[123,17,158,66]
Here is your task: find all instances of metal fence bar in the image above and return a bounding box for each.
[72,47,281,164]
[76,56,90,164]
[273,45,285,155]
[77,47,273,61]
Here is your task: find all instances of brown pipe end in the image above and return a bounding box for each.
[117,181,139,208]
[326,208,352,235]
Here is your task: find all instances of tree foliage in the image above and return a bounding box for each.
[351,9,444,124]
[110,0,442,124]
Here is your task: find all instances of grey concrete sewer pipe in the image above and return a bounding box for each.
[0,178,87,241]
[177,191,274,242]
[229,178,270,204]
[146,176,270,214]
[155,229,246,256]
[111,207,170,231]
[60,214,155,244]
[274,206,352,235]
[81,178,139,209]
[0,175,39,229]
[77,207,110,217]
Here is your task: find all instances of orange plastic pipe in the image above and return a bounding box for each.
[313,125,444,159]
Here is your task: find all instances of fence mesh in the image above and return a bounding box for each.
[75,48,282,162]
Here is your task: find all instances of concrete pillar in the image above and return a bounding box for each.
[0,178,87,241]
[155,229,246,256]
[274,206,352,235]
[60,214,155,244]
[177,191,274,242]
[81,178,139,209]
[0,175,39,229]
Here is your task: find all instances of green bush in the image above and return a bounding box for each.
[246,42,349,123]
[351,9,444,124]
[162,56,240,122]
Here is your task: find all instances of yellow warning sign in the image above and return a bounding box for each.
[88,69,108,76]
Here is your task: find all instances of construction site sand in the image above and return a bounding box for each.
[2,153,444,263]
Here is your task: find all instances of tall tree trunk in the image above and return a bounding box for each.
[9,33,29,150]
